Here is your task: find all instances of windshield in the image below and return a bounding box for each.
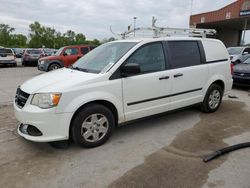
[243,58,250,64]
[55,47,64,56]
[0,48,13,54]
[72,42,137,73]
[227,47,243,55]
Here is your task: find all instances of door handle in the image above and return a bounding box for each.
[173,73,183,78]
[159,76,170,80]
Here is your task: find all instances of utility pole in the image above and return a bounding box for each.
[133,17,137,37]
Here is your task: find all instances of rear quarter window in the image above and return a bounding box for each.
[168,41,201,69]
[202,40,229,62]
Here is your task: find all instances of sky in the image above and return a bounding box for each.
[0,0,244,41]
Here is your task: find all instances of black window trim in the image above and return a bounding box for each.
[165,40,206,70]
[109,41,169,80]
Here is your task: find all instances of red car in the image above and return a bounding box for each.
[38,45,95,71]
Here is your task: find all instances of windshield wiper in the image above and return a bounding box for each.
[71,66,89,72]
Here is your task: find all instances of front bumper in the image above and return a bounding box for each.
[14,98,73,142]
[37,61,49,71]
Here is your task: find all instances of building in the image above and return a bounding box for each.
[190,0,250,47]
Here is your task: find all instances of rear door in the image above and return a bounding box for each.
[166,40,208,110]
[62,47,80,67]
[122,42,173,121]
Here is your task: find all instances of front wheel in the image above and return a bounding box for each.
[200,84,223,113]
[71,104,115,148]
[48,64,61,71]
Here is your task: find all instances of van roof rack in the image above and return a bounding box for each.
[111,17,216,39]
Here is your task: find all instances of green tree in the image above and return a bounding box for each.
[0,24,15,47]
[75,33,86,44]
[10,34,27,47]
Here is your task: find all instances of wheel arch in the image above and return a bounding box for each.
[46,60,63,71]
[69,100,119,139]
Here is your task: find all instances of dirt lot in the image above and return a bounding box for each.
[0,66,250,188]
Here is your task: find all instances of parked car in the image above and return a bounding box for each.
[14,37,232,148]
[0,47,17,67]
[227,46,250,64]
[43,48,57,56]
[12,48,24,58]
[22,49,45,66]
[232,57,250,86]
[38,45,95,71]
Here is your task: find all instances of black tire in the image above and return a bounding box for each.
[13,63,17,67]
[48,63,61,71]
[71,104,115,148]
[200,84,223,113]
[22,61,27,66]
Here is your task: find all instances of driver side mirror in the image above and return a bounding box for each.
[243,51,249,55]
[121,63,141,77]
[63,52,68,56]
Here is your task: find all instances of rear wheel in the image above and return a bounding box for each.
[48,63,61,71]
[71,104,115,148]
[200,84,223,113]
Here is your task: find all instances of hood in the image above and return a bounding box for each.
[40,55,62,61]
[21,68,100,94]
[233,63,250,73]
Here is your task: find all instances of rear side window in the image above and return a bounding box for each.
[81,47,89,55]
[168,41,201,69]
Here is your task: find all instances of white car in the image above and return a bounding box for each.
[0,47,17,67]
[227,46,250,64]
[14,37,233,148]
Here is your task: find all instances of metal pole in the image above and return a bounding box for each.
[133,17,137,37]
[242,19,247,46]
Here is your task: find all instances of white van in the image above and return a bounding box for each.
[14,37,233,147]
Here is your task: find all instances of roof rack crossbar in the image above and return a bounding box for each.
[116,17,216,39]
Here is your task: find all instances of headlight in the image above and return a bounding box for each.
[40,60,45,65]
[31,93,62,109]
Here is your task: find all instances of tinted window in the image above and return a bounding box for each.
[65,48,78,55]
[243,48,250,54]
[81,47,89,55]
[125,43,166,73]
[0,48,13,54]
[168,41,201,69]
[90,46,96,50]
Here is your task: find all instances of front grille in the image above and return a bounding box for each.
[15,88,30,108]
[233,72,250,77]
